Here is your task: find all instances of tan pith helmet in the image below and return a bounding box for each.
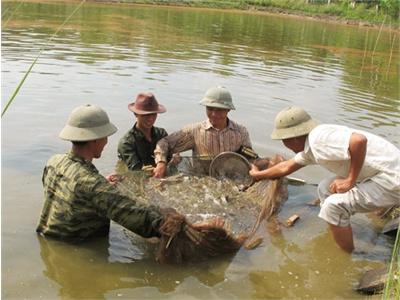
[271,106,318,140]
[59,104,118,141]
[199,86,235,110]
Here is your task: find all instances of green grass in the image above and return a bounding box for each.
[108,0,399,26]
[383,222,399,299]
[1,0,87,117]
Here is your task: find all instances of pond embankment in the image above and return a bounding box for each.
[90,0,399,31]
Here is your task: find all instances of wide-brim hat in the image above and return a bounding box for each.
[270,106,318,140]
[59,104,118,141]
[128,92,166,115]
[199,86,235,110]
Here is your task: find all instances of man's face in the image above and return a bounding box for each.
[136,113,157,130]
[206,107,230,129]
[92,137,108,159]
[282,137,305,153]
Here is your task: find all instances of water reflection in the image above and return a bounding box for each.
[249,233,356,298]
[38,232,232,298]
[2,1,399,145]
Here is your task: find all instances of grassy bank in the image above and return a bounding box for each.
[92,0,399,28]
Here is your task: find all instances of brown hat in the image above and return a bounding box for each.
[128,92,166,115]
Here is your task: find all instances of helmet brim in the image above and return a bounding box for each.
[199,99,235,110]
[59,122,118,141]
[271,119,318,140]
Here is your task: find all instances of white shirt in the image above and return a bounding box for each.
[294,124,400,192]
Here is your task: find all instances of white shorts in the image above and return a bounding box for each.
[317,177,400,227]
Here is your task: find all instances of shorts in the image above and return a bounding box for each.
[317,176,400,227]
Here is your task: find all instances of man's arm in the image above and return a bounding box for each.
[153,127,195,178]
[242,127,252,149]
[91,179,163,238]
[117,136,142,170]
[249,158,304,181]
[329,133,367,193]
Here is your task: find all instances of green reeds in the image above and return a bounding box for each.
[1,0,87,118]
[383,221,400,299]
[2,0,24,26]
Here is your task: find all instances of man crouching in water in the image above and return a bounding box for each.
[249,106,399,253]
[37,104,171,241]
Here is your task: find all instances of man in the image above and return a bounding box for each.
[249,106,400,253]
[37,104,167,241]
[153,86,253,178]
[118,92,168,170]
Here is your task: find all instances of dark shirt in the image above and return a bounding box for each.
[118,124,168,170]
[37,152,162,241]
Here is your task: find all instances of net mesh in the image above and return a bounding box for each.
[115,155,287,263]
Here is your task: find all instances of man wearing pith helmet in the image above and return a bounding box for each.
[37,104,170,241]
[118,92,168,170]
[249,106,400,253]
[153,86,253,178]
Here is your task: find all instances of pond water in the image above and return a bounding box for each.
[2,1,399,299]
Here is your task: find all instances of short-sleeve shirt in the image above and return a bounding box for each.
[37,152,162,241]
[294,124,400,191]
[118,124,168,170]
[154,119,252,163]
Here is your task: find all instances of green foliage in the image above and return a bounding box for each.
[117,0,399,24]
[380,0,400,18]
[383,226,400,299]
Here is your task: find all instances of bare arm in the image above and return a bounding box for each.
[153,127,195,178]
[330,133,367,193]
[249,158,304,181]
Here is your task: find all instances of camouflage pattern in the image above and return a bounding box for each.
[118,124,168,170]
[37,151,162,241]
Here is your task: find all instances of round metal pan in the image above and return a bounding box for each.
[209,152,252,184]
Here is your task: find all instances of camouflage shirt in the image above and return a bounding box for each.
[118,124,168,170]
[37,151,162,241]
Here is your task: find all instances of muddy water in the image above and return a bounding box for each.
[2,1,399,299]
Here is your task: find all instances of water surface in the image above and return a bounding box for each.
[2,1,399,299]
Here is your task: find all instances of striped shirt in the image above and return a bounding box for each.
[154,119,252,163]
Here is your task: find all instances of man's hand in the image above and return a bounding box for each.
[192,217,225,230]
[169,153,182,166]
[249,163,260,179]
[329,178,355,194]
[106,173,123,185]
[153,162,167,178]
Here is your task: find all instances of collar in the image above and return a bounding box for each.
[132,123,154,138]
[68,151,98,172]
[203,118,234,131]
[304,136,310,153]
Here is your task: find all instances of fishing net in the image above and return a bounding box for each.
[155,208,246,264]
[115,155,287,264]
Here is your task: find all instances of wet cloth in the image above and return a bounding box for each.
[293,124,400,226]
[37,151,162,240]
[118,124,168,170]
[154,119,252,163]
[317,176,399,227]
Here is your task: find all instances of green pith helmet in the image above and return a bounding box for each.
[59,104,118,141]
[270,106,318,140]
[199,86,235,110]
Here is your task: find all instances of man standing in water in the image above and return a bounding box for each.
[37,104,169,240]
[118,92,168,170]
[249,106,400,253]
[153,86,253,178]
